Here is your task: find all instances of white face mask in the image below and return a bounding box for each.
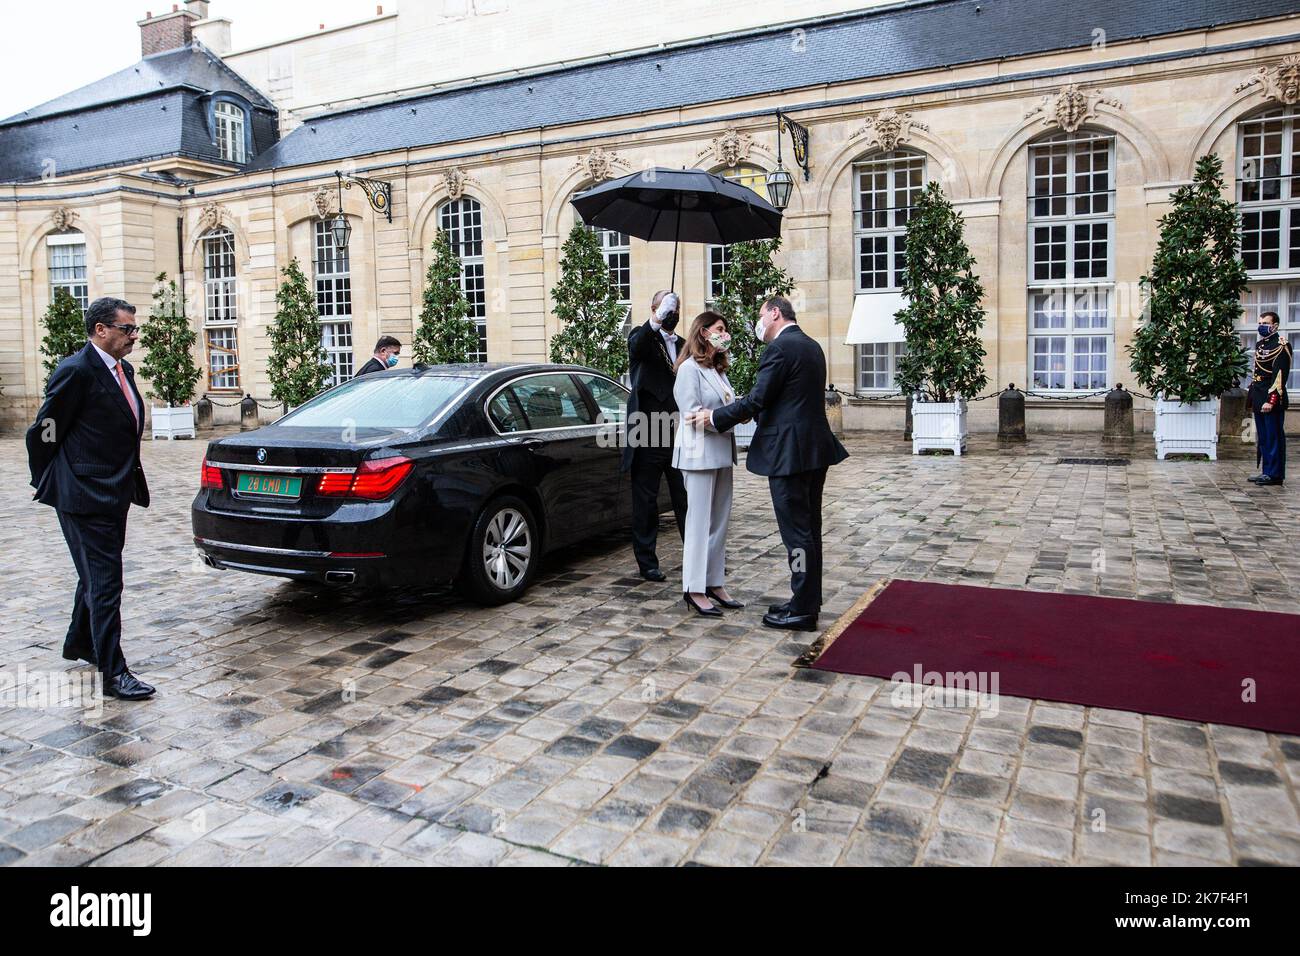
[753,312,769,342]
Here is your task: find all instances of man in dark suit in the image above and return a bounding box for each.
[355,335,402,376]
[27,297,155,700]
[691,295,848,631]
[622,290,689,581]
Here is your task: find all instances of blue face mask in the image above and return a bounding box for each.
[385,354,399,368]
[1258,324,1275,338]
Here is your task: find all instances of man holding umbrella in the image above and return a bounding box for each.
[571,167,785,581]
[624,290,689,580]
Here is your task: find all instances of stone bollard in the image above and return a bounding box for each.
[1104,384,1134,439]
[239,394,259,431]
[1218,386,1247,440]
[194,395,213,432]
[904,393,913,441]
[998,383,1026,441]
[824,385,844,437]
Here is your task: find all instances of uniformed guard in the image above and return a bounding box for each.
[1249,310,1291,487]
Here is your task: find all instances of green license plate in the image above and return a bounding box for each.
[237,473,303,498]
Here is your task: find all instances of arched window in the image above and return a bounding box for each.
[215,101,246,164]
[1237,107,1300,388]
[852,151,924,391]
[47,230,87,313]
[707,164,767,303]
[314,219,353,385]
[439,197,487,362]
[202,227,239,390]
[1026,131,1115,391]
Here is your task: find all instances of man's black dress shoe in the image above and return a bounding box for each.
[104,671,155,701]
[1248,474,1265,482]
[762,610,818,632]
[768,601,790,615]
[684,594,723,618]
[62,647,95,665]
[641,568,667,582]
[706,588,744,609]
[1255,476,1285,486]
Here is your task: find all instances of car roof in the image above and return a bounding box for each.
[397,362,623,382]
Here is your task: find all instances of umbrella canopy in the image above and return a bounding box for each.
[571,167,782,245]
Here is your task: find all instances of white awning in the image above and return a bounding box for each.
[845,292,907,345]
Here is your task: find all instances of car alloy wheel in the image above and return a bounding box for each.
[482,507,532,591]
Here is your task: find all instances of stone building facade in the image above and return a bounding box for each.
[2,0,1299,433]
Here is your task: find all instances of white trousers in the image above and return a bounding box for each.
[681,467,733,593]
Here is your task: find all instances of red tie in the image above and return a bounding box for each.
[115,362,139,427]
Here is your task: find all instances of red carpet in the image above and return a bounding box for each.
[811,580,1300,735]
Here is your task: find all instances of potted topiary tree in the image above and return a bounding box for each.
[549,223,630,378]
[894,181,988,455]
[414,229,480,365]
[139,272,202,439]
[268,258,334,413]
[1129,153,1248,460]
[714,238,794,448]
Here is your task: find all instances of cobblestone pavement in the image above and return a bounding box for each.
[1,430,1297,867]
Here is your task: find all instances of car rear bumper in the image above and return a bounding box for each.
[191,494,462,587]
[193,535,400,586]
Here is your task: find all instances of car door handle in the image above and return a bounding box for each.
[521,438,545,449]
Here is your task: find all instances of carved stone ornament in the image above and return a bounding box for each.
[1235,54,1300,107]
[1024,84,1122,133]
[441,166,478,200]
[849,108,929,152]
[197,201,228,233]
[696,128,754,168]
[574,147,628,182]
[48,207,78,231]
[311,185,333,220]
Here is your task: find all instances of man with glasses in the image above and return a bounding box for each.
[26,297,155,700]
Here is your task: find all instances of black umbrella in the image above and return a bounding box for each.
[571,167,783,287]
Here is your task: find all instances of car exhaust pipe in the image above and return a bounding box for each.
[324,571,356,585]
[199,552,218,568]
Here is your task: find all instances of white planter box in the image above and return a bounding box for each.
[1153,396,1218,460]
[151,405,195,440]
[912,398,968,455]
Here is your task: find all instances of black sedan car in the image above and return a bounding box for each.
[192,363,641,605]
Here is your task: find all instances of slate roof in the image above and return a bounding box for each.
[242,0,1300,174]
[0,44,278,182]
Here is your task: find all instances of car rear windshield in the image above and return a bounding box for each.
[277,375,471,429]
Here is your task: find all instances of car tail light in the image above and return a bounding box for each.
[316,471,354,496]
[316,456,414,500]
[200,459,224,490]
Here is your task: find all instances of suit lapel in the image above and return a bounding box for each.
[85,344,139,431]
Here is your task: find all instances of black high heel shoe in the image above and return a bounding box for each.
[684,593,723,618]
[706,587,744,610]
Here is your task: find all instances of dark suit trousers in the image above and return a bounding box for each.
[1256,406,1287,480]
[57,509,130,679]
[630,446,688,573]
[769,467,827,616]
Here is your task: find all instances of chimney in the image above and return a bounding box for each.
[138,4,203,57]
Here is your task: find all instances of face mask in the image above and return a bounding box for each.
[660,311,679,333]
[753,314,768,341]
[708,331,731,351]
[385,354,399,368]
[1258,324,1275,338]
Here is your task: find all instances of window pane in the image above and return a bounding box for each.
[281,375,469,429]
[510,374,595,428]
[578,374,629,422]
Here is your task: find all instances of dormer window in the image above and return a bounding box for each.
[215,101,246,163]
